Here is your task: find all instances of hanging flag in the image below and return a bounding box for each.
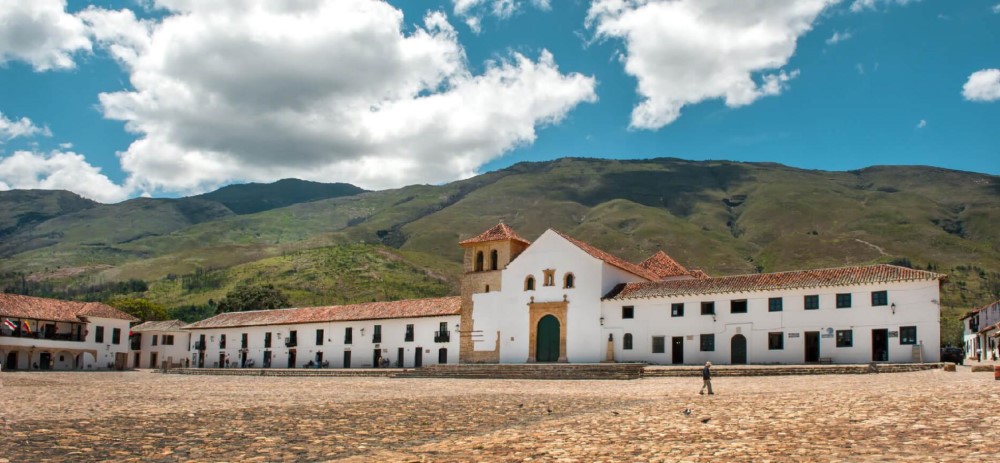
[3,318,16,331]
[21,320,31,334]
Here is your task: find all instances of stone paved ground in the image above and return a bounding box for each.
[1,368,997,462]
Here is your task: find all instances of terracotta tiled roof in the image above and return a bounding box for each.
[131,320,188,332]
[961,300,998,320]
[604,264,944,300]
[459,223,531,246]
[551,230,659,281]
[639,251,690,279]
[0,294,138,322]
[183,296,461,330]
[689,269,711,279]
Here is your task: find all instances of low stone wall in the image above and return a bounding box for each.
[643,363,945,377]
[399,363,646,380]
[162,368,401,377]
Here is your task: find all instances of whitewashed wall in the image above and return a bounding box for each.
[1,316,132,370]
[132,330,191,368]
[602,279,941,364]
[186,315,459,368]
[471,230,648,363]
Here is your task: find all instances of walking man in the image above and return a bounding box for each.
[700,361,714,395]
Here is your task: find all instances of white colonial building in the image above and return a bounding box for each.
[961,299,1000,361]
[180,297,461,369]
[0,294,137,370]
[129,320,191,368]
[460,224,944,365]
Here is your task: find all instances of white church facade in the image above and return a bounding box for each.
[460,223,944,365]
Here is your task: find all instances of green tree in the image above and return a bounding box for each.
[106,297,169,323]
[216,284,290,313]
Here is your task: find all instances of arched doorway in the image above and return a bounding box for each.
[731,334,747,364]
[535,315,561,362]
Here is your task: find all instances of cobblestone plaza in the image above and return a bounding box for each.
[2,369,997,462]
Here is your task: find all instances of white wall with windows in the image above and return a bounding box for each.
[470,230,649,363]
[131,329,191,368]
[184,315,459,369]
[1,316,133,370]
[602,279,941,365]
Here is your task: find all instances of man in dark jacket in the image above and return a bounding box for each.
[699,361,714,395]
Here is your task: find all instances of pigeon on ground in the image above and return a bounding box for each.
[517,404,524,408]
[701,418,711,424]
[683,408,692,416]
[547,408,553,414]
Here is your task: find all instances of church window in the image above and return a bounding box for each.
[490,250,498,270]
[700,334,715,351]
[900,326,917,345]
[769,332,784,350]
[836,330,853,347]
[623,333,633,350]
[563,273,575,288]
[701,302,715,315]
[524,276,535,291]
[475,251,484,272]
[652,336,665,354]
[543,269,555,286]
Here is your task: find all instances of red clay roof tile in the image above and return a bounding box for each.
[131,320,188,332]
[639,250,690,279]
[0,294,137,322]
[183,296,461,330]
[605,264,944,299]
[459,223,531,246]
[552,230,659,281]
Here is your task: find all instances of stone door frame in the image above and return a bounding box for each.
[527,299,568,363]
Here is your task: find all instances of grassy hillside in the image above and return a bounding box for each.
[1,158,997,345]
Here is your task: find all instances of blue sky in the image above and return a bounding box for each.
[0,0,997,202]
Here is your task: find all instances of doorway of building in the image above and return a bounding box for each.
[39,352,52,370]
[414,347,423,367]
[197,352,205,368]
[398,347,405,368]
[731,334,747,364]
[672,337,684,364]
[287,349,296,368]
[872,329,889,362]
[150,352,158,369]
[133,352,141,368]
[5,352,16,370]
[804,331,820,362]
[343,350,351,368]
[263,350,271,368]
[315,352,323,368]
[438,348,448,364]
[535,315,560,362]
[373,349,382,368]
[240,351,247,368]
[218,352,225,368]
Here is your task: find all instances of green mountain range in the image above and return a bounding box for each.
[1,158,997,345]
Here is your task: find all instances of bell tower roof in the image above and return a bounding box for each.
[459,222,531,247]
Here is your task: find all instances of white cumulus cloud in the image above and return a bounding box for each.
[586,0,835,130]
[0,0,91,71]
[0,112,51,141]
[0,150,130,203]
[962,69,1000,102]
[916,119,926,129]
[826,31,852,45]
[453,0,551,32]
[850,0,919,12]
[994,4,1000,14]
[81,0,595,196]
